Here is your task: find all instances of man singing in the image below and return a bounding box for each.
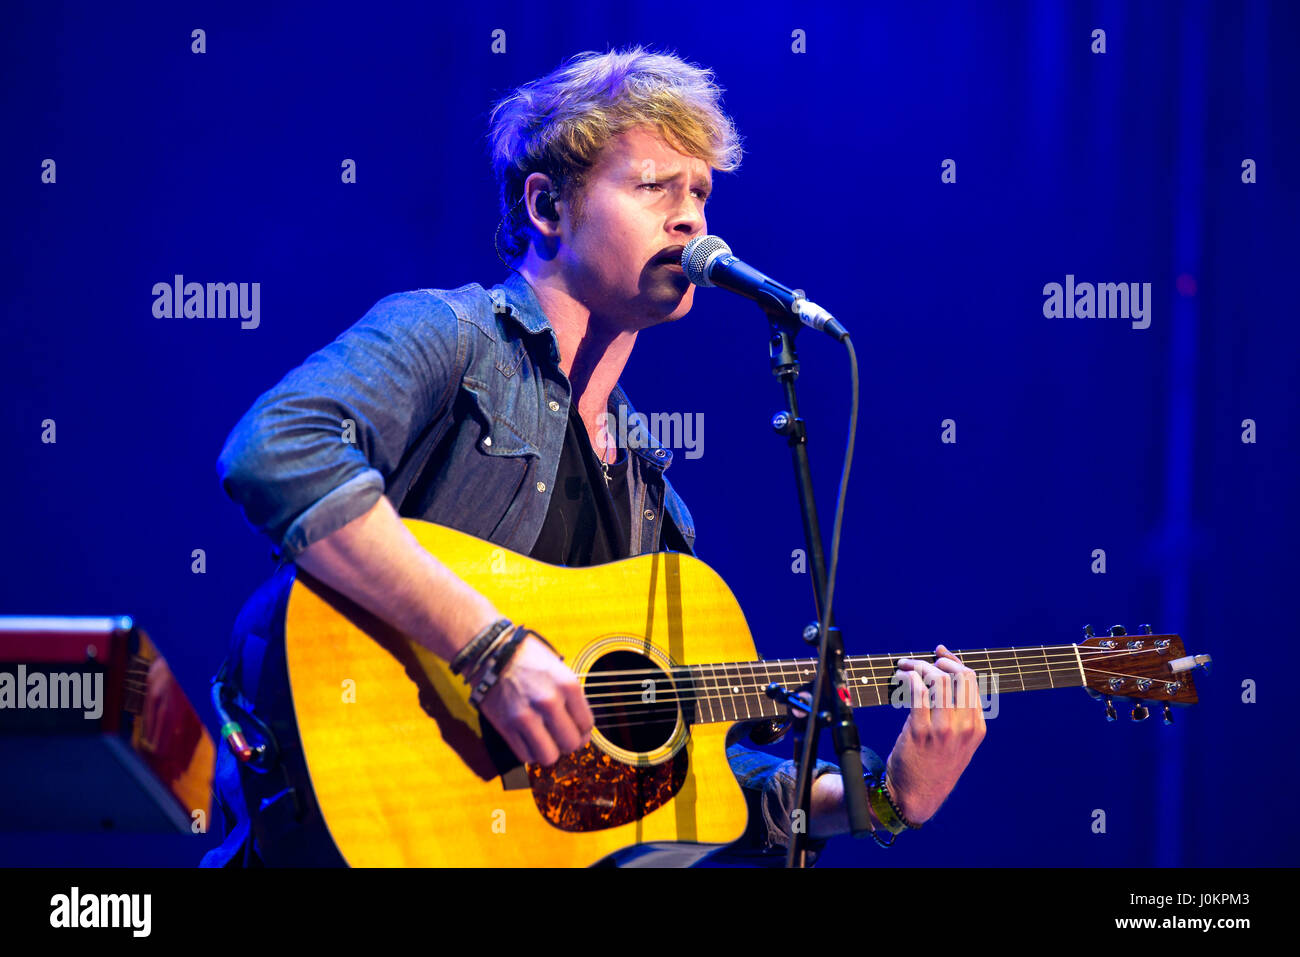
[202,45,984,868]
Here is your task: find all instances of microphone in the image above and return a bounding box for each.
[681,235,849,341]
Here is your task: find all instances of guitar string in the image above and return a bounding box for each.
[579,670,1055,707]
[579,650,1170,686]
[568,646,1160,694]
[586,679,1174,733]
[550,644,1164,682]
[585,686,1174,728]
[574,655,1164,707]
[577,663,1175,720]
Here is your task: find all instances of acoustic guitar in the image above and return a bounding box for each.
[282,519,1208,867]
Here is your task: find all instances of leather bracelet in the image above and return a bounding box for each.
[463,628,514,689]
[451,618,513,676]
[468,625,532,709]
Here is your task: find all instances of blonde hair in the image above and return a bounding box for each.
[488,45,743,261]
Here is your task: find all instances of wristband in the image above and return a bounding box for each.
[880,773,923,830]
[468,625,533,709]
[866,772,922,836]
[450,618,513,676]
[463,627,515,689]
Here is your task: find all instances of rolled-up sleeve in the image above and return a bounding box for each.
[216,291,461,559]
[706,741,887,867]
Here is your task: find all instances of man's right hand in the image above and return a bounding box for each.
[475,633,595,767]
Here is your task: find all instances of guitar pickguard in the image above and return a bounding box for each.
[526,742,689,832]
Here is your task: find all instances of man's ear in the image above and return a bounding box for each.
[523,173,562,234]
[536,191,560,221]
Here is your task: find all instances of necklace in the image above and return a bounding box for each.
[597,429,613,486]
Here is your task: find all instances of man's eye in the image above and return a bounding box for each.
[638,182,708,202]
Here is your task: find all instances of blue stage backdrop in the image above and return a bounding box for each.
[2,1,1296,867]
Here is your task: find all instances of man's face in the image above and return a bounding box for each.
[556,125,711,328]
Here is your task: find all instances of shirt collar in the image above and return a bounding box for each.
[496,270,556,339]
[493,270,674,471]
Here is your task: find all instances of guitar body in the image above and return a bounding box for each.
[284,519,756,867]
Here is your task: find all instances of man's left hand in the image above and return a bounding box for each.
[885,643,987,825]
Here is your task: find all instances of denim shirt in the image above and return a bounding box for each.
[218,270,696,563]
[211,269,871,866]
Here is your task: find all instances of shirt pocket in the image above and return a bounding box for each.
[460,375,539,459]
[445,375,544,544]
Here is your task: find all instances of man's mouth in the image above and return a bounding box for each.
[654,247,686,267]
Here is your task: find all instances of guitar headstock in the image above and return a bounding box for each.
[1078,624,1210,722]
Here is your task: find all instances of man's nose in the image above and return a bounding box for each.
[670,197,705,236]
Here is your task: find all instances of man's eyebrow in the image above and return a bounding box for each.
[628,169,713,194]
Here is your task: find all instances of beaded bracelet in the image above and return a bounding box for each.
[866,772,923,834]
[858,772,899,847]
[868,824,898,849]
[880,774,923,830]
[866,778,907,836]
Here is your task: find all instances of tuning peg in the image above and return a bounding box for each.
[1131,700,1149,722]
[1104,697,1116,721]
[1162,703,1173,725]
[1083,624,1094,638]
[1140,623,1153,635]
[1109,625,1127,637]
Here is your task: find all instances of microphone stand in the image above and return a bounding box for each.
[759,306,874,868]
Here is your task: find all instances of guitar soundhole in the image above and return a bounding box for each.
[584,650,678,754]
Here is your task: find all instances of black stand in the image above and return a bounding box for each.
[760,311,874,867]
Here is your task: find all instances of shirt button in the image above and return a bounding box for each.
[643,509,655,521]
[536,481,547,493]
[548,400,560,412]
[482,436,492,448]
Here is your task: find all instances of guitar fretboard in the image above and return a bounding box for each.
[678,645,1085,725]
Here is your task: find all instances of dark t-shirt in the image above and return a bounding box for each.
[530,404,633,566]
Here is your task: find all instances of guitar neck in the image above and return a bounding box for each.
[682,644,1085,725]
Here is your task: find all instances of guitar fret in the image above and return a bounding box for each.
[689,663,714,724]
[731,661,750,721]
[681,665,708,724]
[759,660,779,718]
[752,661,769,718]
[683,643,1094,725]
[1008,646,1026,693]
[726,662,748,720]
[743,662,763,719]
[710,662,731,720]
[707,660,728,722]
[733,661,754,720]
